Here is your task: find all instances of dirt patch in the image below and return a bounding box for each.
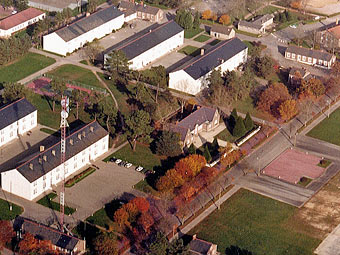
[0,6,14,19]
[307,0,338,8]
[286,173,340,240]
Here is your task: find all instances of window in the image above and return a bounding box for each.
[319,59,323,65]
[302,56,306,61]
[82,158,85,163]
[10,131,13,137]
[31,113,34,118]
[43,175,46,180]
[0,130,3,135]
[43,182,46,189]
[56,174,59,180]
[33,181,37,186]
[33,188,37,195]
[286,53,290,57]
[297,55,301,60]
[74,162,77,169]
[1,137,5,143]
[324,61,328,66]
[308,57,312,63]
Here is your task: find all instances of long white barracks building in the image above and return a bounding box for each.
[169,38,248,95]
[43,5,124,56]
[0,98,37,148]
[1,121,109,201]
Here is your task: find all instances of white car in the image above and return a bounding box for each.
[125,163,132,168]
[289,24,297,29]
[135,166,144,172]
[115,159,122,164]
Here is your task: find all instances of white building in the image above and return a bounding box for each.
[119,0,163,23]
[210,25,235,40]
[29,0,87,12]
[1,121,109,201]
[169,38,248,95]
[0,98,37,148]
[104,20,184,70]
[43,6,124,56]
[238,14,274,35]
[0,8,45,38]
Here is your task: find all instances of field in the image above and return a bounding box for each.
[194,34,211,42]
[184,28,204,39]
[48,64,104,89]
[190,189,321,254]
[307,107,340,146]
[178,45,201,57]
[0,199,23,220]
[0,53,56,83]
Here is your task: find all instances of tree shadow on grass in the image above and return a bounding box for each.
[225,246,253,255]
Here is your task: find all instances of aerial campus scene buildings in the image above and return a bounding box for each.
[2,0,340,254]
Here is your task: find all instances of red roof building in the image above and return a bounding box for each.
[0,8,45,38]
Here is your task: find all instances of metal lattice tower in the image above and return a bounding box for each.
[60,96,69,230]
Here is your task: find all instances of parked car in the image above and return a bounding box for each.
[125,163,132,168]
[109,157,116,162]
[119,161,126,166]
[115,159,122,164]
[135,166,144,172]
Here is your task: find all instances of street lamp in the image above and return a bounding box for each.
[327,100,331,118]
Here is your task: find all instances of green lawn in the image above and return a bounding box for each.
[86,208,113,229]
[209,39,221,46]
[184,28,204,39]
[215,128,238,143]
[48,64,104,89]
[37,193,76,215]
[109,143,161,170]
[189,189,320,254]
[178,45,201,57]
[194,34,211,42]
[134,179,158,195]
[232,96,272,121]
[307,107,340,146]
[318,159,332,168]
[255,5,280,16]
[0,53,56,83]
[0,199,23,220]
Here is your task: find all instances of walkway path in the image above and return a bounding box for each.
[92,70,118,108]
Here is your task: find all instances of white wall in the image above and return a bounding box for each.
[0,13,45,38]
[1,134,109,201]
[43,14,124,56]
[124,12,137,22]
[129,30,184,70]
[0,110,37,147]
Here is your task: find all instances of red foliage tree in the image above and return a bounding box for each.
[137,213,154,233]
[114,208,129,227]
[0,220,14,249]
[131,197,150,214]
[19,233,58,255]
[122,202,139,223]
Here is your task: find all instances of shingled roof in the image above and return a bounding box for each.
[110,20,183,60]
[238,14,274,30]
[286,45,334,62]
[119,0,161,15]
[13,217,82,251]
[182,38,247,80]
[178,106,217,132]
[0,8,44,30]
[0,98,36,131]
[13,121,108,183]
[210,24,233,35]
[55,5,123,42]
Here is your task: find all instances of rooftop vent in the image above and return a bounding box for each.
[82,131,86,137]
[40,146,45,152]
[201,48,204,56]
[78,134,82,140]
[70,139,73,145]
[38,158,42,164]
[52,150,56,156]
[29,163,33,170]
[43,155,47,162]
[90,126,94,132]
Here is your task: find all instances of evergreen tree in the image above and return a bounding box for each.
[148,232,168,255]
[229,108,238,131]
[155,131,182,157]
[212,137,219,152]
[244,112,254,131]
[233,116,246,137]
[193,12,200,29]
[285,10,292,21]
[203,144,212,162]
[279,12,286,22]
[188,143,196,154]
[183,11,193,29]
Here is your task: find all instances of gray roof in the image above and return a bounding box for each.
[189,238,213,254]
[0,98,36,131]
[55,5,123,42]
[170,124,189,142]
[119,1,161,15]
[14,121,108,183]
[14,217,81,251]
[182,38,247,80]
[286,45,334,61]
[239,14,274,30]
[210,24,233,35]
[108,20,183,60]
[177,106,217,132]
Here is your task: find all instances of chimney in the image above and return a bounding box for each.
[29,163,33,170]
[336,18,339,25]
[43,155,47,162]
[90,126,94,132]
[38,158,42,164]
[70,139,73,145]
[193,234,197,240]
[201,48,204,56]
[40,146,45,152]
[52,150,56,156]
[82,131,86,137]
[78,133,82,140]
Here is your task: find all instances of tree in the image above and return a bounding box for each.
[0,221,14,249]
[19,233,57,255]
[70,89,83,120]
[285,10,292,21]
[279,12,286,22]
[168,238,190,255]
[211,13,217,23]
[131,197,150,214]
[331,61,340,78]
[229,108,238,130]
[125,110,153,151]
[137,212,154,233]
[105,50,131,81]
[83,39,103,64]
[219,14,230,25]
[279,99,297,121]
[188,143,196,154]
[87,0,98,13]
[193,12,200,28]
[166,169,185,188]
[99,96,117,134]
[203,144,212,163]
[114,208,129,227]
[149,66,167,103]
[14,0,28,11]
[290,0,302,9]
[123,202,139,223]
[253,55,275,79]
[2,82,26,103]
[175,9,193,29]
[50,78,67,112]
[156,175,174,193]
[220,149,241,168]
[155,131,182,157]
[93,232,118,255]
[202,10,212,20]
[212,137,219,152]
[306,78,325,98]
[233,116,246,137]
[148,232,168,255]
[183,11,193,29]
[244,112,254,131]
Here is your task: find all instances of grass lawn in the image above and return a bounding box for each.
[215,128,238,143]
[110,143,161,170]
[0,53,56,83]
[48,64,103,89]
[134,179,158,195]
[298,177,313,187]
[37,193,76,215]
[194,34,211,42]
[86,208,113,229]
[0,199,23,220]
[189,189,320,254]
[256,5,280,16]
[318,159,332,168]
[232,96,273,121]
[178,45,200,57]
[307,107,340,146]
[184,28,203,39]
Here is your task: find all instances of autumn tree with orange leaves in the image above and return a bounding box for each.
[131,197,149,214]
[279,99,298,121]
[219,14,230,25]
[0,221,14,249]
[114,207,129,227]
[202,10,212,20]
[220,149,241,168]
[19,233,58,255]
[137,213,154,233]
[290,0,302,9]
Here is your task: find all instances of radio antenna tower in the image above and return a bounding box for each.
[60,96,69,230]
